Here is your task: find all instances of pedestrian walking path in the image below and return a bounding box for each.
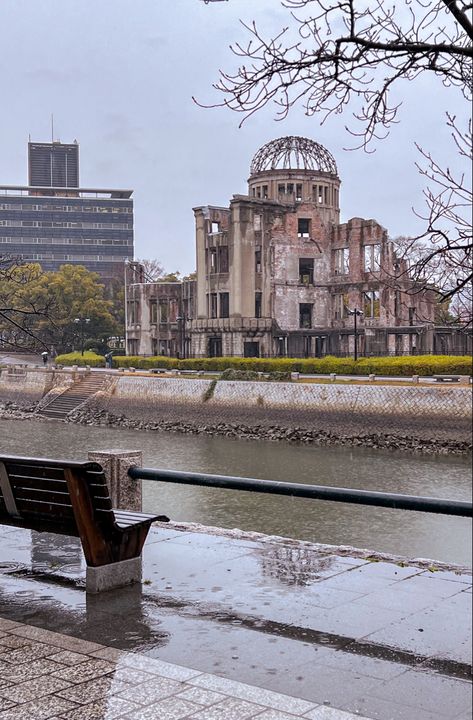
[0,523,471,719]
[0,618,373,720]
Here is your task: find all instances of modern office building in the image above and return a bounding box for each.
[0,140,134,279]
[28,141,79,189]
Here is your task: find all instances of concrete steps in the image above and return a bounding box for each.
[39,374,107,419]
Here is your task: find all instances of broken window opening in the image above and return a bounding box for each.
[244,341,260,358]
[209,293,218,319]
[296,184,303,201]
[262,185,268,199]
[278,184,285,196]
[408,307,416,326]
[334,248,349,275]
[159,302,168,324]
[318,186,323,204]
[286,183,294,195]
[298,218,311,238]
[209,248,217,274]
[219,292,229,318]
[217,245,229,273]
[363,290,380,318]
[127,300,139,325]
[149,300,158,324]
[299,303,313,329]
[364,244,381,272]
[333,293,349,320]
[299,258,314,285]
[255,292,262,318]
[211,221,220,234]
[209,337,222,357]
[255,249,262,273]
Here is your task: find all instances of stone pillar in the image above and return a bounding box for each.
[88,449,143,511]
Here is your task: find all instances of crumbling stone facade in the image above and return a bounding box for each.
[126,136,470,358]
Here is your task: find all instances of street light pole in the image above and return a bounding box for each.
[176,316,185,359]
[347,308,363,361]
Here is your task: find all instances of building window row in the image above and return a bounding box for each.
[0,220,131,229]
[0,203,132,213]
[0,236,131,246]
[313,185,339,207]
[148,299,180,325]
[252,185,269,199]
[278,183,303,201]
[332,292,381,320]
[25,253,127,263]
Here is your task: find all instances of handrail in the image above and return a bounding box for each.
[128,467,472,517]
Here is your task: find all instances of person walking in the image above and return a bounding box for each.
[41,351,48,366]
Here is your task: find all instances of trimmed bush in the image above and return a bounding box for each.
[55,351,105,367]
[54,352,472,377]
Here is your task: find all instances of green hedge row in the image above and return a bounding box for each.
[55,352,472,376]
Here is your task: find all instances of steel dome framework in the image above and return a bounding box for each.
[250,136,337,176]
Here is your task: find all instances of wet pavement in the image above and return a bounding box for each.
[0,523,471,719]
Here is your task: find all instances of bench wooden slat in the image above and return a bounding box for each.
[7,475,68,491]
[13,487,113,512]
[5,464,69,481]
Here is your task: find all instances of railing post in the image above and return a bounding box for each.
[88,449,142,511]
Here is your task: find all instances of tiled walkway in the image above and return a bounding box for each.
[0,523,471,719]
[0,618,371,720]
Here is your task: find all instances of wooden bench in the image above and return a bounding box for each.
[0,455,169,592]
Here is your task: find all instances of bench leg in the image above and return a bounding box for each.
[86,556,142,593]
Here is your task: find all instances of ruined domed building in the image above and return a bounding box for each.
[126,136,469,358]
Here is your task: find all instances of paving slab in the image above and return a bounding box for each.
[0,522,471,719]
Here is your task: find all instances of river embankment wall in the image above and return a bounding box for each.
[1,369,471,452]
[0,366,83,405]
[86,374,472,451]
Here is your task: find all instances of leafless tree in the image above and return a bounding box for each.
[393,114,472,322]
[204,0,471,147]
[135,258,165,282]
[200,1,472,319]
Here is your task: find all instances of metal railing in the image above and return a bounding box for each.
[128,467,472,518]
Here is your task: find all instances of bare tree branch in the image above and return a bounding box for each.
[199,1,472,149]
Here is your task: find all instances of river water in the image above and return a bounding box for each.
[0,418,471,566]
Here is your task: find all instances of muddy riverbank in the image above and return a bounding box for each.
[1,399,470,456]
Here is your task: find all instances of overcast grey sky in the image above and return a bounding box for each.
[0,0,468,275]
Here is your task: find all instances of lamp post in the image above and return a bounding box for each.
[176,316,185,359]
[347,308,364,361]
[74,317,90,356]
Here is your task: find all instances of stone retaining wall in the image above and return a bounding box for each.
[112,375,471,419]
[0,367,74,406]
